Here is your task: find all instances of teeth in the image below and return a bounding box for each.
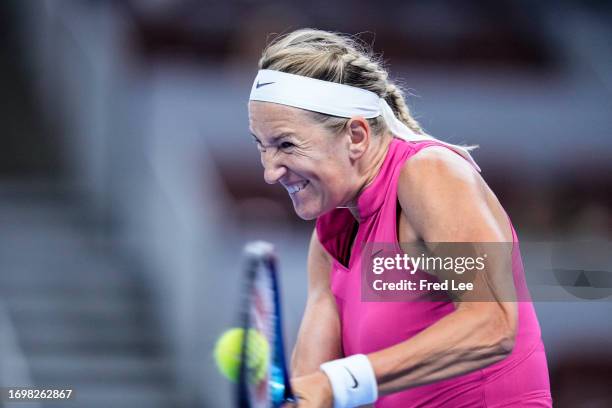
[287,180,309,194]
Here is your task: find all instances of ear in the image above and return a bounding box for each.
[346,117,371,159]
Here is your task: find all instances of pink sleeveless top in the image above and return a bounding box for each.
[316,139,552,407]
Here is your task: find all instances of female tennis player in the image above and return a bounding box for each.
[248,29,551,408]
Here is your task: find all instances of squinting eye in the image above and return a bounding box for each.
[279,141,295,151]
[252,138,265,152]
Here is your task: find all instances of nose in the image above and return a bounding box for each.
[261,152,287,184]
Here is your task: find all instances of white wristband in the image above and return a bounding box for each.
[320,354,378,408]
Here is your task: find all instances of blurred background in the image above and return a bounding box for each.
[1,0,611,407]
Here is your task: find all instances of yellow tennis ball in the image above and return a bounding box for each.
[214,328,269,383]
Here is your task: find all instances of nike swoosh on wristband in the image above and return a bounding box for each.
[343,366,359,388]
[256,81,275,89]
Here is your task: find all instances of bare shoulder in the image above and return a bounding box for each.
[398,146,484,214]
[399,146,480,192]
[398,146,510,242]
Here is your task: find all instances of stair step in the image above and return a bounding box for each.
[36,383,178,408]
[16,322,152,342]
[0,277,137,294]
[21,342,161,356]
[10,311,149,329]
[0,279,139,294]
[0,286,140,302]
[29,356,172,383]
[4,297,146,317]
[0,262,138,286]
[17,325,159,354]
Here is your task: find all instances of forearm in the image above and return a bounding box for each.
[291,294,343,376]
[369,304,516,396]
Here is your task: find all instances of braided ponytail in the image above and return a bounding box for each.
[259,28,424,136]
[384,83,422,134]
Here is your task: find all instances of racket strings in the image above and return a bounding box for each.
[243,264,277,406]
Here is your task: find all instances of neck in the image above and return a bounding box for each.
[343,134,393,222]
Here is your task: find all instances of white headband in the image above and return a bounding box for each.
[249,69,479,172]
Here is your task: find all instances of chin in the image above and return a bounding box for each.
[294,208,318,221]
[292,203,322,221]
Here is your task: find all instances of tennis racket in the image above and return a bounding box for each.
[237,241,295,408]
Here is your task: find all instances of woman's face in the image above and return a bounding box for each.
[248,101,357,220]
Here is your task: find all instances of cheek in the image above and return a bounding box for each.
[313,162,352,198]
[294,141,351,196]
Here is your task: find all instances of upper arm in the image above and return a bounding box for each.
[397,147,517,341]
[291,228,342,375]
[306,227,334,298]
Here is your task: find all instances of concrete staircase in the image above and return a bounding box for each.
[0,187,179,407]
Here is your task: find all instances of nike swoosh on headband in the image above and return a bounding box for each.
[256,81,275,89]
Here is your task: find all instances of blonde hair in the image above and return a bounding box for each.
[258,28,424,137]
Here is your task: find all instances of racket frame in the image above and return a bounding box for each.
[237,242,295,408]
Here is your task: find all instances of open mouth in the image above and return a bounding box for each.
[285,180,310,195]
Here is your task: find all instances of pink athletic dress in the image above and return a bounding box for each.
[315,139,552,407]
